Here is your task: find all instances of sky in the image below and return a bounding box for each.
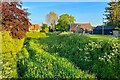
[22,2,108,26]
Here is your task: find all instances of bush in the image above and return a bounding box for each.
[1,31,25,78]
[2,52,18,78]
[26,32,46,38]
[44,27,49,33]
[17,39,95,78]
[35,33,120,79]
[2,31,24,53]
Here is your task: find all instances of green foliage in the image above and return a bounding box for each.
[1,31,46,78]
[2,31,24,53]
[41,23,47,30]
[46,11,58,31]
[104,1,120,26]
[41,23,49,32]
[2,31,120,79]
[88,34,116,40]
[35,33,120,79]
[56,14,75,31]
[17,38,95,78]
[83,38,120,78]
[26,32,46,38]
[1,31,25,78]
[2,52,18,78]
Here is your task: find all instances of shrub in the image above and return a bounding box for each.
[2,52,18,78]
[1,31,24,78]
[17,39,95,78]
[35,33,120,79]
[2,31,24,53]
[44,27,49,33]
[26,32,46,38]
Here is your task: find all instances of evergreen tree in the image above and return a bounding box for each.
[104,0,120,27]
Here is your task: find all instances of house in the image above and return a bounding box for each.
[69,23,93,34]
[29,24,42,32]
[93,26,117,35]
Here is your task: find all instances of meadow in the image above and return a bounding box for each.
[1,31,120,79]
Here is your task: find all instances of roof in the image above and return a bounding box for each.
[70,23,93,31]
[29,24,40,30]
[70,26,76,31]
[94,26,117,30]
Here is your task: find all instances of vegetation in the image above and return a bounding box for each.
[41,23,49,33]
[1,0,120,79]
[26,32,46,38]
[87,34,117,40]
[2,31,95,79]
[56,14,76,31]
[104,0,120,26]
[28,32,119,79]
[1,31,120,79]
[1,2,30,39]
[2,31,24,78]
[2,31,24,53]
[46,11,58,31]
[17,39,95,78]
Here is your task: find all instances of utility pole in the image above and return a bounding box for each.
[102,16,105,35]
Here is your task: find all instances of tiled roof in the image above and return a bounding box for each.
[70,23,93,31]
[70,26,77,31]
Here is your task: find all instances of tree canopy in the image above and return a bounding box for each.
[1,1,30,39]
[46,11,58,31]
[104,0,120,27]
[56,14,75,31]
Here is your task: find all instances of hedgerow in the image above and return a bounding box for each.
[26,32,46,38]
[2,31,24,53]
[17,39,95,78]
[1,31,46,78]
[1,31,24,78]
[35,33,120,79]
[1,31,120,79]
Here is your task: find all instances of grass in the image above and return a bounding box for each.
[88,34,117,40]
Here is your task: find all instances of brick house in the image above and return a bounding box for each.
[29,24,42,32]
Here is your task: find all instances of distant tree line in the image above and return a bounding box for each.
[45,11,76,32]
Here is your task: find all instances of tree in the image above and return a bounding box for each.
[118,0,120,27]
[46,11,58,31]
[56,14,75,31]
[104,0,120,26]
[1,1,30,39]
[41,23,49,32]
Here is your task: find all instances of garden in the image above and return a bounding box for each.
[1,1,120,79]
[1,31,120,79]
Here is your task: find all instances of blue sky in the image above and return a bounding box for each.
[23,2,108,26]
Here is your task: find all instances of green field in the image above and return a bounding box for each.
[1,32,120,79]
[88,34,118,40]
